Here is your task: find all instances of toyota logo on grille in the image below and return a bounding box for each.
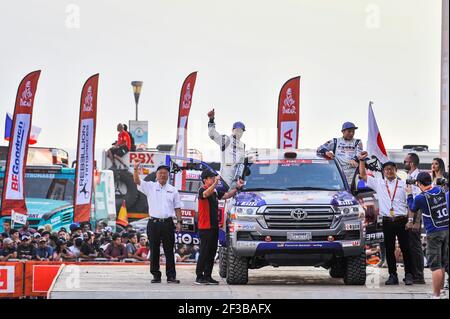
[291,208,307,220]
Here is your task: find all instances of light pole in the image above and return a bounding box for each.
[131,81,143,121]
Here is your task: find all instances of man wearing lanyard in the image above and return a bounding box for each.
[404,152,426,284]
[133,160,182,284]
[359,151,414,285]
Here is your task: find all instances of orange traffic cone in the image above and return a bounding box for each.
[116,200,129,227]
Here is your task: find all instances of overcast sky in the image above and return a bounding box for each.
[0,0,443,162]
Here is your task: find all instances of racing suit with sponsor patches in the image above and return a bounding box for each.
[317,137,363,186]
[208,119,245,188]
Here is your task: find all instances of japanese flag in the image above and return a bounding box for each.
[367,102,389,164]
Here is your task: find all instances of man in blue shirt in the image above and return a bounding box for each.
[407,172,449,299]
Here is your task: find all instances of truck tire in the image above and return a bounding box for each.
[219,247,228,278]
[329,258,346,278]
[114,170,139,213]
[344,252,366,285]
[226,248,248,285]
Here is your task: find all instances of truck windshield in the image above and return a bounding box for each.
[243,159,345,191]
[0,172,75,202]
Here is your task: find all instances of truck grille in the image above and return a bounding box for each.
[263,205,337,229]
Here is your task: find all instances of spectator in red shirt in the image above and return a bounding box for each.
[135,234,150,261]
[107,123,131,169]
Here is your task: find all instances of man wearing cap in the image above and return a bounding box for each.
[317,122,363,186]
[195,170,244,285]
[133,160,182,284]
[33,238,53,261]
[17,235,34,260]
[359,151,414,285]
[407,172,449,298]
[207,109,246,189]
[0,238,17,261]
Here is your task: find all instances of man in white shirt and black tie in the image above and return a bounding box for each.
[359,151,414,286]
[133,160,182,284]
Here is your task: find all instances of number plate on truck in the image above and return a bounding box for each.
[287,232,312,241]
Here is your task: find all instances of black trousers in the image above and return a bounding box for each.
[147,219,176,279]
[382,217,412,276]
[196,229,219,278]
[408,229,425,280]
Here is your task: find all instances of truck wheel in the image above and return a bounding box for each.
[219,247,228,278]
[329,258,346,278]
[226,248,248,285]
[114,170,139,212]
[344,252,367,285]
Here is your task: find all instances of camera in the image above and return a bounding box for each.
[436,177,448,187]
[405,178,417,185]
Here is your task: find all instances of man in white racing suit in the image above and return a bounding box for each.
[207,109,246,189]
[317,122,363,186]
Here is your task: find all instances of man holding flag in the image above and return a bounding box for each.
[317,121,363,186]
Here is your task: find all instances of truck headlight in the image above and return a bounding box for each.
[231,206,258,217]
[335,205,361,216]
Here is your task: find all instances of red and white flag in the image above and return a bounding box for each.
[174,72,197,191]
[73,74,99,223]
[367,101,389,164]
[277,76,300,149]
[1,70,41,217]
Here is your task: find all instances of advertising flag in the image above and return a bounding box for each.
[73,74,99,223]
[277,76,300,149]
[1,70,41,217]
[174,72,197,190]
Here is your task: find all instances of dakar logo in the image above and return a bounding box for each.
[83,86,93,112]
[282,87,296,115]
[19,81,33,107]
[182,82,192,109]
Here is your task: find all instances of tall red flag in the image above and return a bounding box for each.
[73,74,99,223]
[277,76,300,149]
[174,72,197,190]
[1,71,41,217]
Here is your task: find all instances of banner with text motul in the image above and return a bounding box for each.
[1,70,41,217]
[174,72,197,190]
[74,74,99,223]
[277,76,300,149]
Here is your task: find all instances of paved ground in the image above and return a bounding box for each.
[49,264,449,299]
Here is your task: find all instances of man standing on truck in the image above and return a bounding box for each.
[207,109,246,189]
[107,123,131,169]
[195,170,244,285]
[359,151,414,286]
[133,159,183,284]
[317,122,363,186]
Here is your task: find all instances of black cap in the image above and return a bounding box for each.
[156,165,170,172]
[416,172,432,186]
[201,169,218,180]
[382,161,397,169]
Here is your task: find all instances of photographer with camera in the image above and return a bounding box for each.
[359,151,414,285]
[431,158,449,190]
[404,153,426,284]
[406,172,449,299]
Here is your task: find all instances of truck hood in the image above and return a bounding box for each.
[235,190,358,207]
[25,198,72,220]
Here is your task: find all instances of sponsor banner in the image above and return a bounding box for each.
[277,76,300,149]
[129,120,148,149]
[174,72,197,191]
[1,70,41,217]
[74,74,99,223]
[11,209,28,225]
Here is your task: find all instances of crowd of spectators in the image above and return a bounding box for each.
[0,220,198,263]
